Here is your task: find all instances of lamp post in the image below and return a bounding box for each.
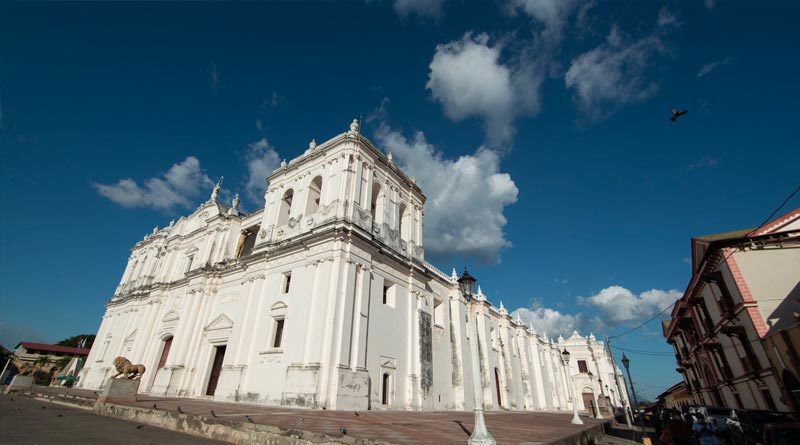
[621,354,647,434]
[459,268,495,445]
[588,371,602,419]
[561,348,584,425]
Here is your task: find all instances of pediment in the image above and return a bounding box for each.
[163,310,180,322]
[204,313,234,332]
[124,329,138,342]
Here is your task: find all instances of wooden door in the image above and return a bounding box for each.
[582,392,594,412]
[158,337,173,369]
[494,368,503,407]
[206,345,226,396]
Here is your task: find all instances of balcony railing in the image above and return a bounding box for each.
[114,275,155,297]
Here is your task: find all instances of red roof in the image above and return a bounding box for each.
[18,342,90,356]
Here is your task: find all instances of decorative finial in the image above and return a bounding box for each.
[529,322,537,334]
[232,193,240,210]
[210,177,223,202]
[387,151,393,164]
[309,139,317,150]
[475,285,486,301]
[411,177,416,183]
[152,226,158,234]
[280,159,287,168]
[558,335,565,343]
[169,219,175,227]
[498,301,507,315]
[349,119,359,134]
[450,268,458,283]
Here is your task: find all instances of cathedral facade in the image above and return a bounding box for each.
[78,120,629,413]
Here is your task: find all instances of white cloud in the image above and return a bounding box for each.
[697,57,731,77]
[372,116,518,262]
[512,285,680,338]
[657,6,680,28]
[244,138,281,204]
[514,301,590,339]
[507,0,582,43]
[393,0,445,18]
[578,285,681,325]
[93,156,214,211]
[704,0,716,11]
[565,25,666,118]
[427,33,542,146]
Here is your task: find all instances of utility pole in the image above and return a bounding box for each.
[605,337,632,427]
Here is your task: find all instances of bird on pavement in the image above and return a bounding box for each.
[136,425,144,429]
[152,403,157,409]
[339,427,348,435]
[354,411,360,416]
[246,415,255,423]
[670,108,688,122]
[177,406,184,414]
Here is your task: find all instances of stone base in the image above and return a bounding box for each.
[96,377,140,404]
[5,375,34,393]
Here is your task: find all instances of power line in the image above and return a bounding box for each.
[608,182,800,339]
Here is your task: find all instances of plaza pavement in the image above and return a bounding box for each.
[14,386,609,444]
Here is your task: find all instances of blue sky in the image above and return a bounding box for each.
[1,1,799,399]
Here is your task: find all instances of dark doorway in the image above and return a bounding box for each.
[494,368,502,407]
[206,345,226,396]
[382,373,390,405]
[158,337,173,369]
[783,370,800,412]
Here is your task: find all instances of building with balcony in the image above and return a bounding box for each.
[77,119,626,413]
[663,208,800,411]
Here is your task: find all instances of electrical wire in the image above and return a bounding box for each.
[608,182,800,340]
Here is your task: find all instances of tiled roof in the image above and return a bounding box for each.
[18,342,90,356]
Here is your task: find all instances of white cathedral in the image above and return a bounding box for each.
[78,119,630,415]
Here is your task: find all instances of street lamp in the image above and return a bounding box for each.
[561,348,584,425]
[459,268,495,445]
[621,354,647,434]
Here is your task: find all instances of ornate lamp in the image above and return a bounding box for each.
[561,348,571,364]
[560,348,582,425]
[458,267,477,300]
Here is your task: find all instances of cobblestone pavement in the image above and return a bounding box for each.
[21,386,607,444]
[0,394,225,445]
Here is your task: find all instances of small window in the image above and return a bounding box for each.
[185,255,195,273]
[383,281,395,307]
[237,226,259,258]
[433,298,445,326]
[282,272,292,294]
[272,319,285,348]
[578,360,589,373]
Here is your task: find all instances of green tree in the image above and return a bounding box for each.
[56,334,95,349]
[34,355,50,369]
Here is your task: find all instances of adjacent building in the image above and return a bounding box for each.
[663,208,800,411]
[77,120,627,413]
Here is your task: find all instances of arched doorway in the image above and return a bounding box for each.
[783,370,800,412]
[494,367,503,407]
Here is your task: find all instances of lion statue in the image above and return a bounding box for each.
[112,356,146,380]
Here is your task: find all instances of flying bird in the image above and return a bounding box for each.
[670,108,688,122]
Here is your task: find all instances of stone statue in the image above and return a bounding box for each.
[112,356,146,380]
[349,118,359,133]
[232,193,240,210]
[210,177,223,202]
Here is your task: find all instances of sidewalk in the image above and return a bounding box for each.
[597,425,660,445]
[14,386,610,445]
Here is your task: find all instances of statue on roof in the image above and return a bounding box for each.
[232,193,240,211]
[210,177,223,202]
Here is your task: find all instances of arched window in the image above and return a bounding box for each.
[158,336,173,369]
[277,189,294,226]
[270,302,288,349]
[398,203,410,240]
[371,183,382,224]
[305,176,323,215]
